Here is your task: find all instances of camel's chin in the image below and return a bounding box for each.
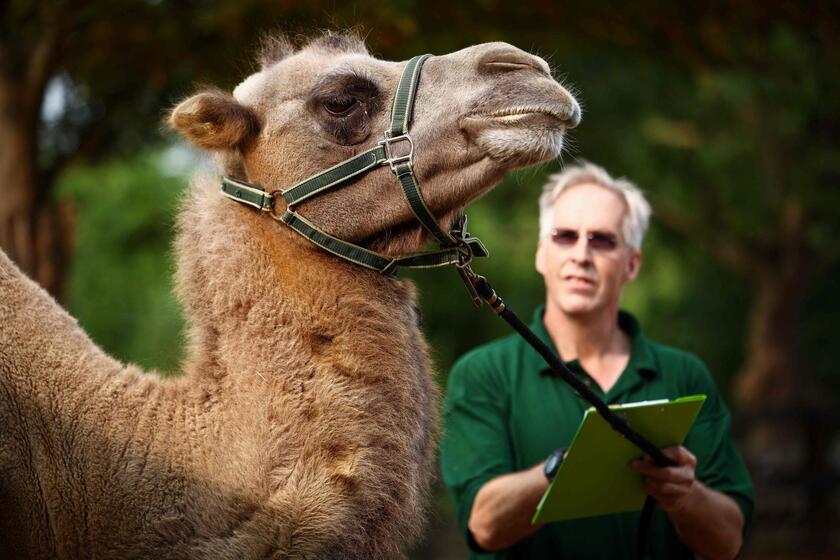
[365,207,467,258]
[463,115,566,167]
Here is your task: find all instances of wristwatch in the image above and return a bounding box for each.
[543,447,567,481]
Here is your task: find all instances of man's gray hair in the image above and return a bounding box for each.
[538,162,652,250]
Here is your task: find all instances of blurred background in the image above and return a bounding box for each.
[2,1,838,558]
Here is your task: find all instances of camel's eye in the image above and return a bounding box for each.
[308,71,381,145]
[324,96,360,117]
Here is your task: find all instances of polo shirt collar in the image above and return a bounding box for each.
[529,306,659,381]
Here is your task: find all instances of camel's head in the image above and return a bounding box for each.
[170,32,580,256]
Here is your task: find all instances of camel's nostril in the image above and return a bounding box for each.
[478,47,551,77]
[482,60,545,74]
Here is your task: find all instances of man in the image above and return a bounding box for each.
[440,162,754,559]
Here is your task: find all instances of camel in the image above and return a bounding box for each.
[0,32,580,559]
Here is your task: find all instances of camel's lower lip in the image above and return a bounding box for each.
[460,109,569,165]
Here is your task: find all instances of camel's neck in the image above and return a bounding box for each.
[173,176,435,477]
[175,175,422,378]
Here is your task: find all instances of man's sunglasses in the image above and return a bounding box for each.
[550,228,620,251]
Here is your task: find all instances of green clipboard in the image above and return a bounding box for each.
[532,395,706,525]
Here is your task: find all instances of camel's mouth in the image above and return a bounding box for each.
[461,106,575,166]
[464,102,581,128]
[464,108,572,128]
[487,111,555,123]
[364,208,466,258]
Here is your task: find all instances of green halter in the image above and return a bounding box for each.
[220,54,488,286]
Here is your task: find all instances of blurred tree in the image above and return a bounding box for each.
[0,0,205,297]
[561,2,840,411]
[0,0,414,299]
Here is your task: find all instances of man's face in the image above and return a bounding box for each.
[535,182,641,318]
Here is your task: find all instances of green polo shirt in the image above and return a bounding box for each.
[440,308,754,559]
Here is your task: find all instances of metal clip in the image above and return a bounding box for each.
[451,213,469,238]
[456,260,483,308]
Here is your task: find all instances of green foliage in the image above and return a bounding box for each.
[58,151,186,375]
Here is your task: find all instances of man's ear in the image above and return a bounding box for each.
[535,240,548,276]
[626,251,642,283]
[168,89,260,151]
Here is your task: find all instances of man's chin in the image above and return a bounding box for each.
[559,302,599,317]
[556,292,598,311]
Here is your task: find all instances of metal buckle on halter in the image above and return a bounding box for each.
[379,131,415,173]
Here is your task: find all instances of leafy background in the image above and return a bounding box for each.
[3,1,839,557]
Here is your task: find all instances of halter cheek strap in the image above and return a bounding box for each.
[220,54,488,286]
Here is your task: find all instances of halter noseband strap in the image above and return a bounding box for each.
[220,54,488,283]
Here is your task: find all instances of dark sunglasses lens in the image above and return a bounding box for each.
[589,232,618,250]
[551,229,579,245]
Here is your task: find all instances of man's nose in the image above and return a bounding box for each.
[569,235,592,262]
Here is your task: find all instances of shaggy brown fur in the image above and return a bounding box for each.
[0,33,579,559]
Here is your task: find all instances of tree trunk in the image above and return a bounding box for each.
[735,200,809,411]
[0,78,71,300]
[732,207,835,553]
[734,273,802,409]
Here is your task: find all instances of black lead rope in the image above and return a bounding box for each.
[468,271,672,560]
[217,50,663,559]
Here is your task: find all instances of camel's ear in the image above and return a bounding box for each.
[168,90,260,151]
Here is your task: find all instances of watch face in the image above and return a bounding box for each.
[544,455,559,479]
[544,448,567,480]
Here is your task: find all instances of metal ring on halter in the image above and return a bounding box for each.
[379,132,415,173]
[268,189,285,222]
[454,242,474,269]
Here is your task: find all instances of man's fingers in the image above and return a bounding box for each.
[633,448,699,513]
[661,446,697,467]
[645,479,688,498]
[630,461,694,484]
[644,479,695,512]
[630,460,670,479]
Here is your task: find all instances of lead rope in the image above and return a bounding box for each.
[217,52,662,557]
[460,265,671,560]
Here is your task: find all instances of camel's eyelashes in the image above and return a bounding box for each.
[324,96,360,117]
[307,72,380,117]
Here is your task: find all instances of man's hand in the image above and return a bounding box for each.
[630,445,744,560]
[629,445,697,513]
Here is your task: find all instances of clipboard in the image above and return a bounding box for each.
[532,394,706,525]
